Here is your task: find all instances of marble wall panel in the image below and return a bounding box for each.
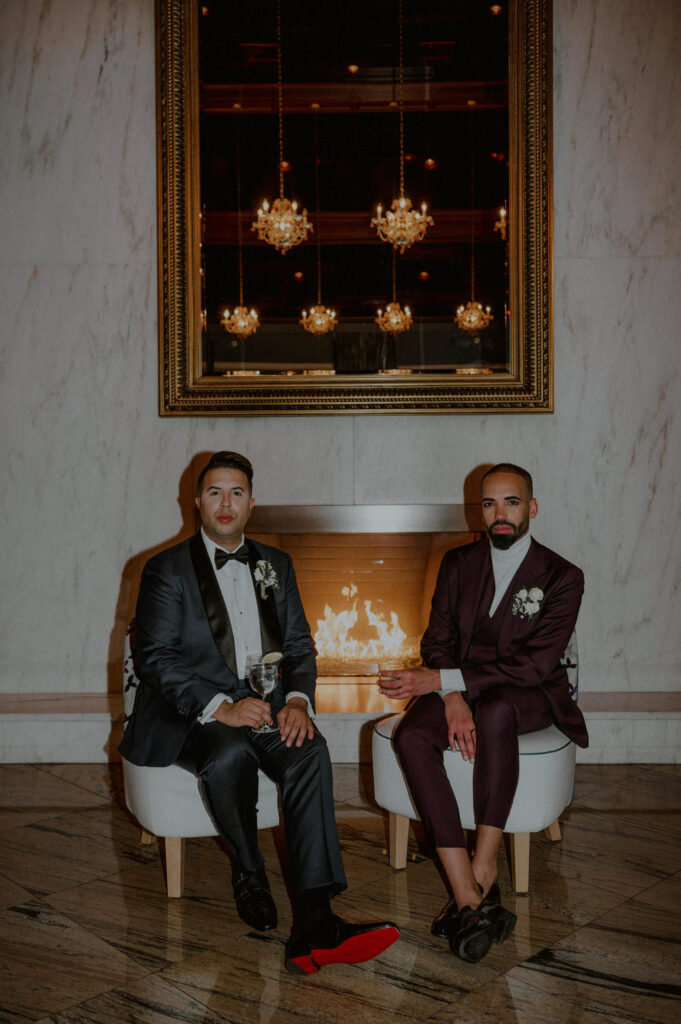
[553,0,681,259]
[0,0,680,717]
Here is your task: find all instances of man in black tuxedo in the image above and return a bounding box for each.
[120,451,398,975]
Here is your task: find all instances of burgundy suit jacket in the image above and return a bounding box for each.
[421,538,588,747]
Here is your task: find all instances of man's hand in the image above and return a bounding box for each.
[212,697,272,730]
[443,691,476,761]
[377,666,441,700]
[277,697,315,748]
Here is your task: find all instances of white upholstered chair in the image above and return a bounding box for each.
[121,622,280,897]
[372,634,579,893]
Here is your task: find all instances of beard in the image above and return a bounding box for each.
[487,517,529,550]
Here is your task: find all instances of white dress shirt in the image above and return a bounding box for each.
[439,531,532,695]
[197,529,313,723]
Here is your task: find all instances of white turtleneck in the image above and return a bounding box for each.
[439,530,532,694]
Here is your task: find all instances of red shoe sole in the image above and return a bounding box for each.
[311,925,400,968]
[285,953,320,975]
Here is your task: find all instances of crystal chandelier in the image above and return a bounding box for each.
[375,300,412,335]
[454,299,493,335]
[454,106,493,336]
[252,0,311,253]
[221,305,260,338]
[376,250,412,335]
[300,110,337,335]
[223,121,259,339]
[301,304,337,335]
[371,0,433,253]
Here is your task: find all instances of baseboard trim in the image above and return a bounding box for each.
[1,692,679,764]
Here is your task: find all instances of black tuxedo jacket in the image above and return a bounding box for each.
[119,533,316,766]
[421,537,588,747]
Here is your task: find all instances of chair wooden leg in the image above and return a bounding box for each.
[510,832,530,894]
[164,836,185,898]
[389,812,410,869]
[544,818,561,842]
[140,828,157,845]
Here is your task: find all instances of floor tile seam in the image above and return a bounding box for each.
[563,809,681,848]
[37,866,156,905]
[162,962,443,1024]
[0,805,117,838]
[30,970,191,1024]
[562,801,681,832]
[9,894,166,976]
[27,762,117,803]
[592,869,681,912]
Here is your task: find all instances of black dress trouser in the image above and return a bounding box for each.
[176,711,347,896]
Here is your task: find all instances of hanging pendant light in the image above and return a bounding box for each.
[301,108,337,335]
[371,0,433,253]
[376,250,412,335]
[222,119,260,338]
[455,105,493,336]
[252,0,311,253]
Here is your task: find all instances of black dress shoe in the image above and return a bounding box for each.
[448,900,517,963]
[448,901,500,962]
[232,865,277,931]
[285,914,400,975]
[431,896,460,938]
[432,882,500,938]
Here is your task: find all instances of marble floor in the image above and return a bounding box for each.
[0,762,680,1024]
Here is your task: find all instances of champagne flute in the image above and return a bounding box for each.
[246,656,279,733]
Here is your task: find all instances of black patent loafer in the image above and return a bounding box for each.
[232,865,278,931]
[431,896,460,938]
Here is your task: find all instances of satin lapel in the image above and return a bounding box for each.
[245,539,283,654]
[189,533,238,678]
[459,542,494,649]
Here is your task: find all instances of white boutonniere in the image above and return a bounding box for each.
[254,559,279,599]
[511,585,544,620]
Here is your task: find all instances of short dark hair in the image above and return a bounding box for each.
[481,463,533,498]
[196,451,254,494]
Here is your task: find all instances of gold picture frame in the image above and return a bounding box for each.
[157,0,552,415]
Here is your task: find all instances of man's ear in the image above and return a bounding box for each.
[195,494,201,510]
[529,498,538,519]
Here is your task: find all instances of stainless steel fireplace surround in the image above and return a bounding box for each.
[249,505,481,676]
[249,504,480,535]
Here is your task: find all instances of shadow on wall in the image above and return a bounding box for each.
[105,452,216,726]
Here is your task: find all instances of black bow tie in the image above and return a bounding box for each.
[214,546,250,570]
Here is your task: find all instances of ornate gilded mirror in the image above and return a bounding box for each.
[157,0,552,414]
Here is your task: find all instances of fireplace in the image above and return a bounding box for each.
[250,504,481,677]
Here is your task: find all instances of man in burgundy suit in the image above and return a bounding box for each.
[378,463,588,963]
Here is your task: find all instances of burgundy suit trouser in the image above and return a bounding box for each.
[393,685,555,849]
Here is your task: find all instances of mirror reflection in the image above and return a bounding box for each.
[198,0,510,377]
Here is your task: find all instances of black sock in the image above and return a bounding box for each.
[296,885,334,932]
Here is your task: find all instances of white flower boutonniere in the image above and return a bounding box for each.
[511,585,544,620]
[253,559,279,599]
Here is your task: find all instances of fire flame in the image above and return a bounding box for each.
[314,585,409,661]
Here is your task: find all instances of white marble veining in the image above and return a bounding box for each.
[0,2,680,759]
[553,0,681,260]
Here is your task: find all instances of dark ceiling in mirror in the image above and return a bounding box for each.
[157,0,553,414]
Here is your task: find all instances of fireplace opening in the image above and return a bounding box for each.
[250,505,481,678]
